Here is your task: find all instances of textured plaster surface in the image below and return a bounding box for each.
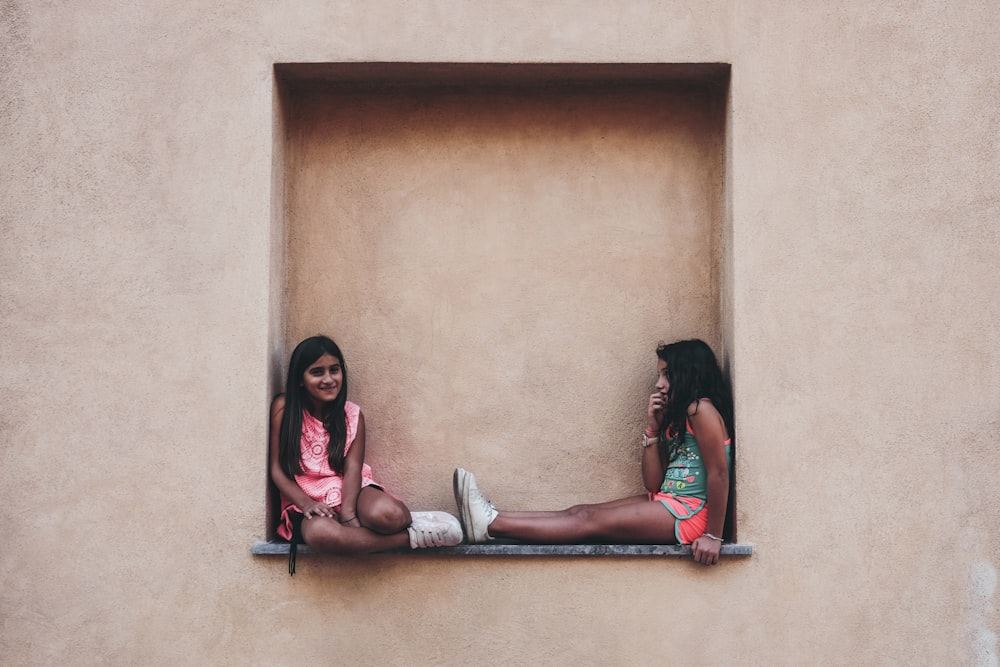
[282,78,724,517]
[2,1,999,666]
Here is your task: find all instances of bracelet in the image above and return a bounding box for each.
[702,532,723,542]
[339,514,357,524]
[642,432,660,448]
[644,428,659,438]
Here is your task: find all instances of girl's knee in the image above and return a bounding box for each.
[566,505,598,527]
[361,498,410,534]
[570,506,609,539]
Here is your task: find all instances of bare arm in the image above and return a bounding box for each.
[641,391,668,492]
[688,399,730,564]
[337,411,366,526]
[268,395,333,519]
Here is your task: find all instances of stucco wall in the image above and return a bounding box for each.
[2,2,998,665]
[281,70,726,522]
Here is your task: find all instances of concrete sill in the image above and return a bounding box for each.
[251,541,753,557]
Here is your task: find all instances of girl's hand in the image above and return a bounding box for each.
[646,391,666,433]
[300,500,334,520]
[691,535,722,566]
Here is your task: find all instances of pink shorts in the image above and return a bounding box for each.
[649,493,710,544]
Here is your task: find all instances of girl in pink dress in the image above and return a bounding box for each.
[270,336,460,571]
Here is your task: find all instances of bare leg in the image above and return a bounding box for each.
[300,515,410,554]
[498,494,652,520]
[356,486,411,534]
[300,487,413,554]
[488,495,677,544]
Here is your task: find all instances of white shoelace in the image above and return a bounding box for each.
[475,492,498,521]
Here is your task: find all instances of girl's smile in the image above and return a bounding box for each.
[302,353,343,407]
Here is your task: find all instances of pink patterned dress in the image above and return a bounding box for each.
[276,400,378,540]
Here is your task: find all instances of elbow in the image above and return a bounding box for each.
[714,464,729,480]
[707,465,729,487]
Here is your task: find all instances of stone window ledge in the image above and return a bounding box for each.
[251,541,753,557]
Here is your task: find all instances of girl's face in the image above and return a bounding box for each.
[655,359,670,396]
[302,353,343,408]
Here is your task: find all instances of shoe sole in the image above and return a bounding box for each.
[453,468,473,539]
[452,468,464,517]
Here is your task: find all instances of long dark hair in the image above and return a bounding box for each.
[278,335,350,477]
[656,339,734,460]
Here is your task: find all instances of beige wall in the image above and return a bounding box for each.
[282,70,726,520]
[2,2,998,665]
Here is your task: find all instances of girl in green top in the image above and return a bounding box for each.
[454,339,734,566]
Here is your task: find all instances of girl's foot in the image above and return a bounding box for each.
[453,468,498,543]
[407,511,463,549]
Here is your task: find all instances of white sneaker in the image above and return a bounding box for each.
[453,468,498,543]
[407,511,463,549]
